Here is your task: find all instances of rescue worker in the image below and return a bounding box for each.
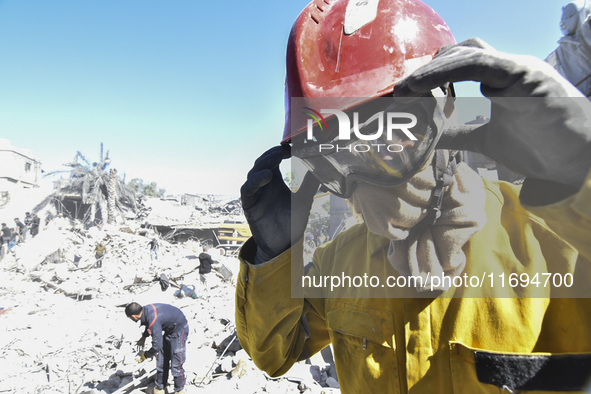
[236,0,591,392]
[125,302,188,394]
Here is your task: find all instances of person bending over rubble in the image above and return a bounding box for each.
[236,0,591,392]
[125,302,188,394]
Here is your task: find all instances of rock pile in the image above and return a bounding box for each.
[0,221,340,393]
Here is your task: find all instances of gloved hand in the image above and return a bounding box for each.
[394,38,591,191]
[241,145,320,263]
[135,336,146,351]
[135,351,148,363]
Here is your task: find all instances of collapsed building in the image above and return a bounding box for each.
[33,148,137,226]
[27,146,251,256]
[141,195,251,256]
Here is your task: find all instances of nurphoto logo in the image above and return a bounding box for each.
[304,108,418,153]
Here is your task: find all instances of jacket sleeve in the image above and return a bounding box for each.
[145,320,163,358]
[525,169,591,260]
[201,253,214,265]
[143,306,163,358]
[235,238,331,377]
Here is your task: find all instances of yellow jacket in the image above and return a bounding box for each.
[95,244,107,255]
[235,175,591,393]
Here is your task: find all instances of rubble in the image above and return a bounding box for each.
[141,195,246,230]
[0,208,341,393]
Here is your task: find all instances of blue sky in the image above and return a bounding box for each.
[0,0,570,196]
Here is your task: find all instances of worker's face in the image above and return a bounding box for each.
[292,91,451,199]
[128,314,141,322]
[349,158,436,240]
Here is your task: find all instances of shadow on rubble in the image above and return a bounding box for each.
[79,366,156,394]
[196,331,242,385]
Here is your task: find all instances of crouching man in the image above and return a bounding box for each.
[125,302,188,394]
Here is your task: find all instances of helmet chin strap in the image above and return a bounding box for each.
[409,149,460,237]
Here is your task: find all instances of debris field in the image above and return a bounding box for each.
[0,194,341,394]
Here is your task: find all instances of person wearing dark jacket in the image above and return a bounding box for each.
[24,212,32,238]
[30,214,40,237]
[1,223,10,243]
[198,246,213,274]
[125,302,188,394]
[0,223,10,257]
[13,218,25,242]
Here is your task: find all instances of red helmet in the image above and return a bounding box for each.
[283,0,455,142]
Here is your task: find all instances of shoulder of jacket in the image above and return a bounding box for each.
[482,178,559,232]
[315,222,368,258]
[482,178,526,213]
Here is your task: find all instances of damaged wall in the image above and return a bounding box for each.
[0,138,42,188]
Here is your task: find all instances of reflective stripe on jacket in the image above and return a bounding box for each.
[236,174,591,393]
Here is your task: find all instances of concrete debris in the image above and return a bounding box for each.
[132,196,251,258]
[325,377,340,389]
[183,195,244,217]
[140,195,245,228]
[0,194,340,394]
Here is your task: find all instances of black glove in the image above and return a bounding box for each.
[136,336,147,350]
[241,145,320,263]
[394,38,591,191]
